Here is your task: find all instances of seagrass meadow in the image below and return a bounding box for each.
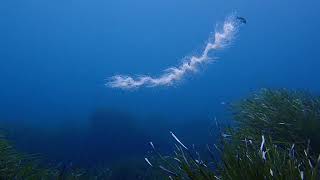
[1,89,319,179]
[144,89,320,180]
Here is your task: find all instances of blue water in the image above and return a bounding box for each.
[1,0,320,172]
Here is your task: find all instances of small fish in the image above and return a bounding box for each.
[170,131,188,150]
[144,157,153,167]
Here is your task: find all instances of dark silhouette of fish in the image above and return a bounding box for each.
[236,16,247,24]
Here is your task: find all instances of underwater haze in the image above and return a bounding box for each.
[1,0,320,177]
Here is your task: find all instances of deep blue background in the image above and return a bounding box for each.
[0,0,320,168]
